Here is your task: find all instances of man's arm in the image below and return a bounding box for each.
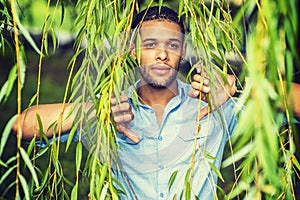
[12,103,93,140]
[290,83,300,118]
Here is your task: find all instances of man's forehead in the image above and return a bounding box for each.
[139,20,183,40]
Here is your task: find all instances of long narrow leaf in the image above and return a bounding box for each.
[19,174,30,200]
[19,147,39,187]
[0,115,17,157]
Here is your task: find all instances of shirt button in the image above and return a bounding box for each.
[158,136,163,141]
[160,192,164,198]
[159,163,164,169]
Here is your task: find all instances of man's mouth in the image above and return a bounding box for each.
[150,64,171,75]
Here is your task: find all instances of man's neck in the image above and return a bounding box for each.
[137,80,178,108]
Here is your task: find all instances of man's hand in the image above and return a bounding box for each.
[188,65,237,118]
[110,95,140,143]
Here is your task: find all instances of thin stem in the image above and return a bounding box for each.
[10,0,21,198]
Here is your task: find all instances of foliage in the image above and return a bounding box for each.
[0,0,299,199]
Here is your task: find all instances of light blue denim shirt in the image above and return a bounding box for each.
[34,79,239,199]
[114,79,238,200]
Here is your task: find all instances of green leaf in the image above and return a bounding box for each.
[60,0,65,26]
[34,168,49,193]
[20,147,39,187]
[135,33,142,65]
[0,115,17,158]
[6,156,17,165]
[44,31,49,56]
[63,175,75,187]
[204,151,217,161]
[36,113,45,136]
[0,64,17,103]
[75,142,82,172]
[168,170,178,191]
[0,159,8,167]
[19,174,30,200]
[209,161,224,182]
[99,163,108,188]
[99,182,109,200]
[14,6,43,56]
[19,46,27,88]
[291,155,300,171]
[66,124,78,152]
[115,17,127,36]
[26,137,36,156]
[28,94,37,108]
[285,50,293,88]
[184,168,191,189]
[49,27,57,54]
[185,180,191,200]
[71,184,78,200]
[222,143,252,168]
[207,26,217,49]
[0,164,16,185]
[111,176,127,195]
[158,0,163,12]
[178,2,184,19]
[34,146,49,159]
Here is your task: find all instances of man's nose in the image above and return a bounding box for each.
[155,45,168,61]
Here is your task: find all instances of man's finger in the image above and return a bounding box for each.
[193,74,209,85]
[226,74,237,96]
[195,63,202,74]
[190,82,211,93]
[110,95,129,105]
[117,125,140,143]
[114,113,134,123]
[188,90,200,98]
[197,106,209,121]
[111,102,131,113]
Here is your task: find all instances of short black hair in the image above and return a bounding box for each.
[131,6,185,35]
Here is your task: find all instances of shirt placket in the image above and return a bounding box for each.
[156,133,168,199]
[156,97,182,200]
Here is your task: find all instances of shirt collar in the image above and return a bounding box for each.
[127,79,189,105]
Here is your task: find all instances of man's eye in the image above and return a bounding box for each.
[143,43,156,48]
[169,43,179,49]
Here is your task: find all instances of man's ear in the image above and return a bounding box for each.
[181,42,187,60]
[129,43,137,59]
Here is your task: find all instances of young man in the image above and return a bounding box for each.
[13,6,300,200]
[110,6,237,199]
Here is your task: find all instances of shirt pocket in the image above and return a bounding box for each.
[176,122,206,142]
[175,118,222,148]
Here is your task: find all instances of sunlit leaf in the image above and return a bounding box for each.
[14,10,43,56]
[0,115,17,158]
[0,65,17,103]
[75,142,82,171]
[19,174,30,200]
[100,182,109,200]
[0,164,16,185]
[209,162,224,183]
[168,170,178,191]
[34,168,49,193]
[135,33,142,65]
[71,184,78,200]
[34,146,49,159]
[20,147,39,187]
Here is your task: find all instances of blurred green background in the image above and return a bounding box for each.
[0,0,88,198]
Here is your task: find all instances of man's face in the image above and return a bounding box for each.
[132,20,186,88]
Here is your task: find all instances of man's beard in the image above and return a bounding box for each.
[139,64,179,88]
